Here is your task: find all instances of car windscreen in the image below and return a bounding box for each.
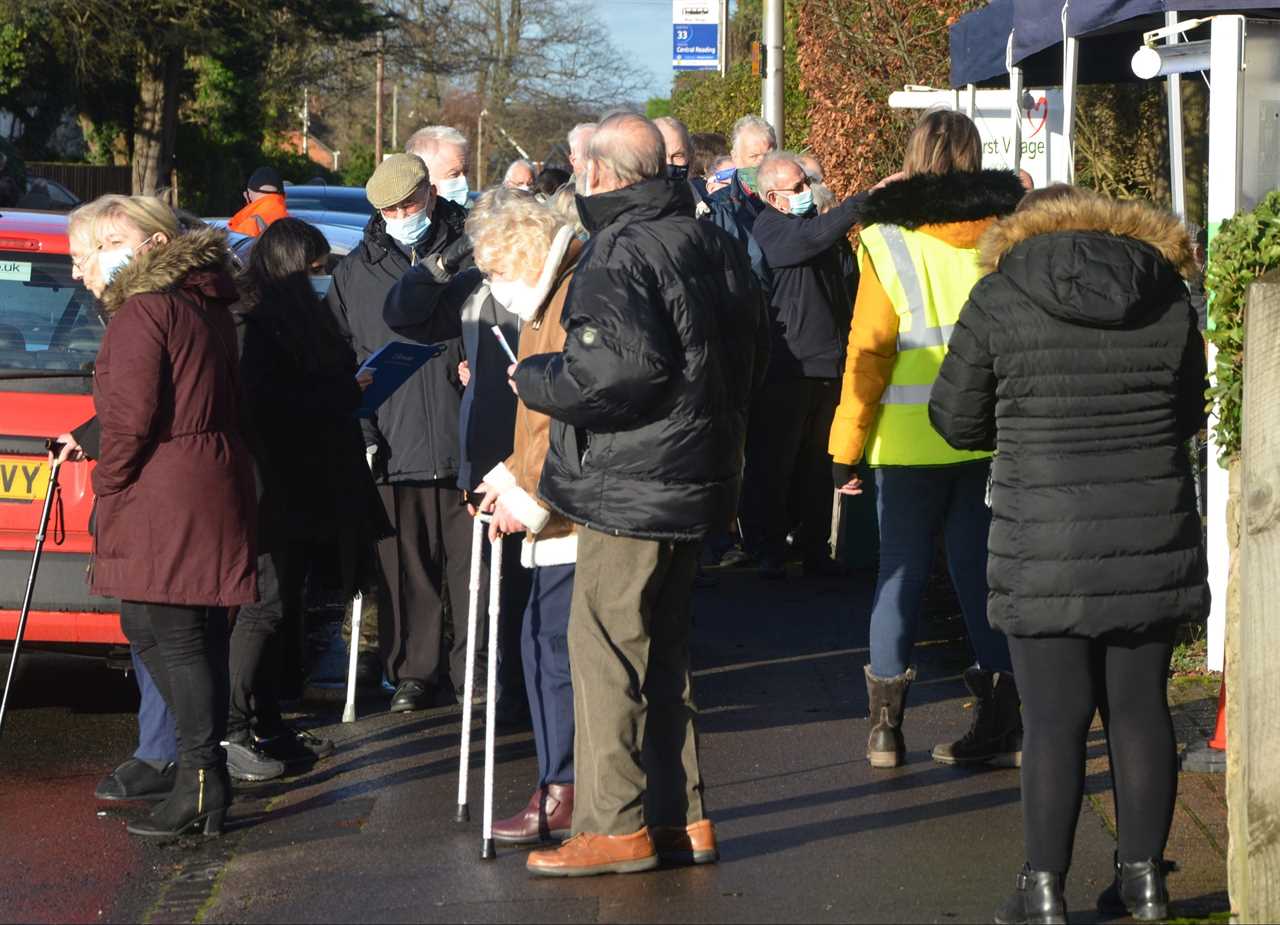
[0,251,101,394]
[286,189,374,215]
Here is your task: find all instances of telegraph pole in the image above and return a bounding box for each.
[374,32,385,162]
[762,0,784,149]
[301,87,309,160]
[391,84,399,150]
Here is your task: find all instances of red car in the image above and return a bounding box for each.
[0,210,123,654]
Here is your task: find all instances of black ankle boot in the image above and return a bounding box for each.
[864,665,915,768]
[932,667,1023,768]
[127,766,230,839]
[995,863,1068,924]
[1097,855,1168,921]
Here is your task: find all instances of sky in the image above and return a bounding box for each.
[590,0,682,101]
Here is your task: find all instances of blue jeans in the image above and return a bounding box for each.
[521,563,575,787]
[868,461,1012,678]
[131,648,178,764]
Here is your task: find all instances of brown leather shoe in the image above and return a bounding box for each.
[526,827,659,877]
[492,784,573,845]
[651,818,719,865]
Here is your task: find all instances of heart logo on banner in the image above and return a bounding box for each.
[1025,96,1049,138]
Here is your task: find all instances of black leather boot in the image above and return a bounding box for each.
[95,758,176,802]
[933,668,1023,768]
[126,766,230,839]
[864,665,915,768]
[994,863,1068,924]
[1097,855,1169,921]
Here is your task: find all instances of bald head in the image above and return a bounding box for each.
[584,112,666,195]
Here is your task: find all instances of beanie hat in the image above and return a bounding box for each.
[366,154,428,210]
[247,166,283,192]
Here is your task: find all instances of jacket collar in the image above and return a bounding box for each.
[861,170,1026,230]
[101,225,235,316]
[978,192,1197,278]
[576,178,696,235]
[531,229,583,325]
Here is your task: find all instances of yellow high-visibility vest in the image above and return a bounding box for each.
[860,223,992,468]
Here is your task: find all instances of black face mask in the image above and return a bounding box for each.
[667,164,690,181]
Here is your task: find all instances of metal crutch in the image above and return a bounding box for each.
[343,445,379,724]
[480,531,502,860]
[0,453,62,741]
[455,513,487,823]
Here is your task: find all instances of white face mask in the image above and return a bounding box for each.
[435,175,469,206]
[98,237,153,284]
[488,277,540,323]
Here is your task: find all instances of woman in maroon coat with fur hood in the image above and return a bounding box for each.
[86,195,256,840]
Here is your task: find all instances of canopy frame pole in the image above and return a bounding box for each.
[1204,14,1246,674]
[1061,2,1079,184]
[1006,32,1024,173]
[1166,11,1187,218]
[966,83,977,118]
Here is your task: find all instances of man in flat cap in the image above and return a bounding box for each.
[326,153,476,713]
[228,166,290,236]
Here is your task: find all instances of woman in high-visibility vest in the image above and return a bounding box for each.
[827,111,1024,771]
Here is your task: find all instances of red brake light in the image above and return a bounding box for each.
[0,237,42,252]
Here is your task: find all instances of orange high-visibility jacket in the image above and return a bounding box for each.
[227,193,288,237]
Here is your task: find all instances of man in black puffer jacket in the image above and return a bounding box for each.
[326,153,474,713]
[516,113,769,877]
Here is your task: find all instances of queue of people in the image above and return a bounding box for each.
[54,104,1207,924]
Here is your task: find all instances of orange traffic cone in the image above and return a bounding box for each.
[1182,674,1227,773]
[1207,675,1227,751]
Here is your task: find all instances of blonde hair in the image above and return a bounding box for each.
[66,198,111,251]
[902,110,983,178]
[90,194,180,246]
[466,188,565,282]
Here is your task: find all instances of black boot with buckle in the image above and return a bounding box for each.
[127,766,230,839]
[933,667,1023,768]
[1097,854,1169,921]
[864,665,916,768]
[994,863,1068,925]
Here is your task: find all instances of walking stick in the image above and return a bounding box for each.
[0,454,63,741]
[343,446,379,724]
[455,514,486,823]
[481,531,503,861]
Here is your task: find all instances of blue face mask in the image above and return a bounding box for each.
[384,208,431,247]
[309,275,333,298]
[788,189,815,216]
[435,175,470,207]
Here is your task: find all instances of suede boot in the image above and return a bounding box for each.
[126,766,230,839]
[933,667,1023,767]
[865,665,915,768]
[994,863,1068,925]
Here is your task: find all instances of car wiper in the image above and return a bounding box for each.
[0,370,93,381]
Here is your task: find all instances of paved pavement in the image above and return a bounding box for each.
[0,567,1230,924]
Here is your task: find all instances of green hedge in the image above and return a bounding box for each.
[1205,189,1280,464]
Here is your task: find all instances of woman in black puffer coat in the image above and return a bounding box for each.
[930,186,1208,925]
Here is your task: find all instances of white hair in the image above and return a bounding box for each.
[731,115,777,161]
[653,116,693,159]
[567,122,597,161]
[756,151,807,195]
[588,113,665,186]
[504,159,536,182]
[405,125,470,160]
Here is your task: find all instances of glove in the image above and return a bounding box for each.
[439,234,475,274]
[832,461,856,490]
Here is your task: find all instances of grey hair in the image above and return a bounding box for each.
[756,151,807,196]
[405,125,470,159]
[504,158,536,182]
[730,115,777,160]
[587,112,666,186]
[653,116,693,158]
[567,122,597,159]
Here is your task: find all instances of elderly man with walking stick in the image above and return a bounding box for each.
[509,111,769,877]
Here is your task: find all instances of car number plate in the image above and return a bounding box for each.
[0,455,50,501]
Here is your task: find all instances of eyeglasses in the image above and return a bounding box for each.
[767,178,809,197]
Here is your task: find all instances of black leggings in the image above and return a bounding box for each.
[120,601,230,770]
[1008,630,1177,874]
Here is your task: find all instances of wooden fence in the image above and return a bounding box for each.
[1231,269,1280,923]
[25,162,131,201]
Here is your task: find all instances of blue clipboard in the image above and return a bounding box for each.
[356,341,446,418]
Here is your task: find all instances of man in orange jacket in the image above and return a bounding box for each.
[227,167,288,237]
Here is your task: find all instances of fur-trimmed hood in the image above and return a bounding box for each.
[100,225,235,316]
[860,169,1026,229]
[978,194,1196,329]
[978,193,1197,278]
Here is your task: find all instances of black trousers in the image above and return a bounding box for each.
[1009,629,1178,874]
[120,601,230,770]
[226,544,306,739]
[376,482,476,689]
[741,377,840,562]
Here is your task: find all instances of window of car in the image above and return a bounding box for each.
[0,250,101,394]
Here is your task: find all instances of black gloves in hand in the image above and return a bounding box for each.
[832,461,856,489]
[440,234,475,274]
